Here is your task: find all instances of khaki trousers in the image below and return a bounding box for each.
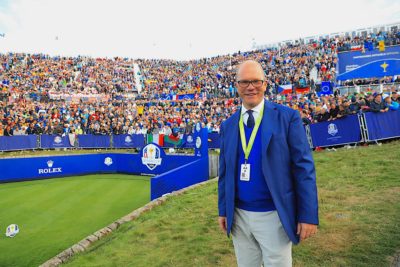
[231,208,292,267]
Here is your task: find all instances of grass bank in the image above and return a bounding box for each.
[63,141,400,267]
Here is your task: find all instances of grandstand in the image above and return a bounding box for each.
[0,19,400,267]
[0,21,399,143]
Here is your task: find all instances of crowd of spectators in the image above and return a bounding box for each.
[294,91,400,126]
[336,29,400,52]
[1,89,399,137]
[136,40,337,99]
[0,27,400,138]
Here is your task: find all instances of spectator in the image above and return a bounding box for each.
[349,96,360,114]
[301,110,312,125]
[316,107,330,122]
[383,94,399,111]
[370,93,389,113]
[26,123,37,135]
[328,102,339,121]
[336,103,350,119]
[4,125,13,136]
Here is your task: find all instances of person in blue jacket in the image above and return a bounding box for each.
[383,94,399,111]
[218,60,318,267]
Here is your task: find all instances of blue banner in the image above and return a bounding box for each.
[150,158,208,200]
[182,134,196,148]
[113,134,145,148]
[337,45,400,81]
[40,135,73,149]
[162,93,196,101]
[78,135,110,148]
[364,110,400,141]
[0,154,117,182]
[309,115,362,147]
[0,135,37,151]
[208,133,220,149]
[177,93,195,100]
[0,129,209,183]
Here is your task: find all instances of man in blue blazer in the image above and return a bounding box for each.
[218,60,318,266]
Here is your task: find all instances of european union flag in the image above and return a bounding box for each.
[318,81,332,96]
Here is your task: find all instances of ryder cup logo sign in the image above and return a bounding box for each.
[38,160,62,175]
[141,144,162,170]
[54,136,62,144]
[124,136,132,143]
[328,123,338,136]
[104,157,113,166]
[196,123,201,132]
[195,136,202,149]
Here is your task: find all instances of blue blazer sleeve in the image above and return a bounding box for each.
[218,122,226,217]
[288,110,319,225]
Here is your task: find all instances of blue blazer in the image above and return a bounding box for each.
[218,100,319,244]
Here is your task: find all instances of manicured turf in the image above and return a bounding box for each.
[0,174,150,267]
[63,141,400,267]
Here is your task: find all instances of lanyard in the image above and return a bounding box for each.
[239,105,264,163]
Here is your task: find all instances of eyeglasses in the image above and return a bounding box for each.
[237,80,264,88]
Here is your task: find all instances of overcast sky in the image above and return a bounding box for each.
[0,0,399,60]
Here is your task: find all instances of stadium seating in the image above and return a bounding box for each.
[0,27,399,141]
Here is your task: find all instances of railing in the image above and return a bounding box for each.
[0,133,201,152]
[1,110,399,152]
[336,82,400,95]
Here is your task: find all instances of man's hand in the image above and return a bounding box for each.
[218,216,227,234]
[297,223,317,241]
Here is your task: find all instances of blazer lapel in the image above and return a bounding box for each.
[225,110,240,168]
[261,100,277,153]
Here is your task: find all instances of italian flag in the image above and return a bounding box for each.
[147,134,164,146]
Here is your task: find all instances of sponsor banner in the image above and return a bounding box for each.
[150,158,208,200]
[40,135,73,149]
[184,134,195,148]
[364,110,400,141]
[78,134,111,148]
[0,130,211,200]
[0,135,37,151]
[48,92,110,102]
[0,154,118,182]
[207,132,220,149]
[113,134,146,148]
[337,45,400,80]
[309,114,362,147]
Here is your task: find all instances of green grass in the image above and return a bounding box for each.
[0,174,150,267]
[62,141,400,267]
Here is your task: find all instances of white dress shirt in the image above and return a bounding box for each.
[241,100,264,126]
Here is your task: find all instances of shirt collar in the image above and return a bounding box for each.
[241,99,265,116]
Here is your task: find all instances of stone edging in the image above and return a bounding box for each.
[39,177,218,267]
[392,252,400,267]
